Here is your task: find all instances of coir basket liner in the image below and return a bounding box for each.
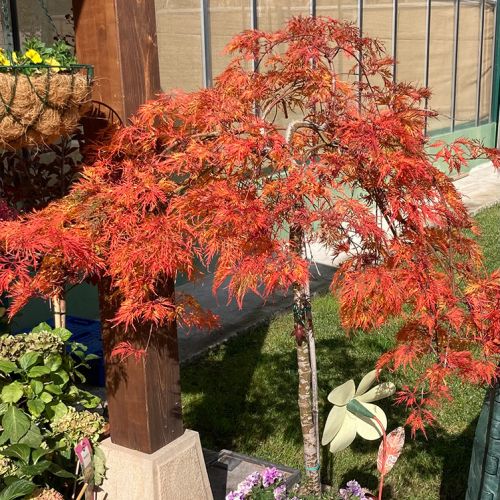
[0,64,93,149]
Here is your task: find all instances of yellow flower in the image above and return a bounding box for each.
[44,57,60,72]
[25,49,42,64]
[0,54,10,66]
[12,52,18,64]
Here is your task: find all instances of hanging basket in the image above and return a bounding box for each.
[0,64,93,149]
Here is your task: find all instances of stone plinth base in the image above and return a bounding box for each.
[96,429,213,500]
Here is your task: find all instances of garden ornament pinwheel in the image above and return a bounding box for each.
[322,370,396,453]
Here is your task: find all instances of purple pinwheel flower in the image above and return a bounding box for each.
[347,481,364,496]
[273,484,287,500]
[237,472,261,496]
[262,467,283,487]
[225,491,245,500]
[339,480,371,499]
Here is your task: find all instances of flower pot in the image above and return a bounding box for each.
[466,380,500,499]
[0,64,93,149]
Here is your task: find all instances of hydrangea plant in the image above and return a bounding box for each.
[0,323,105,499]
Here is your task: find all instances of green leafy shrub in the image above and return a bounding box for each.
[0,323,105,499]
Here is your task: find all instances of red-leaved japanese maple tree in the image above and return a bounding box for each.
[1,17,500,493]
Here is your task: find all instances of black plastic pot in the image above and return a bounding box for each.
[467,381,500,500]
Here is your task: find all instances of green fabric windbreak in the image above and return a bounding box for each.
[467,382,500,500]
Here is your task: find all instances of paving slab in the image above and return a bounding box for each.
[177,261,335,363]
[455,162,500,214]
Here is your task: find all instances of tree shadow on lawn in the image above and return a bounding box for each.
[333,415,480,499]
[180,309,482,499]
[180,320,294,453]
[180,317,386,464]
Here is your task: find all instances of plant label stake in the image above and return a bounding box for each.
[75,438,94,500]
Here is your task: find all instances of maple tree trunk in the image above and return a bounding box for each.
[304,281,321,464]
[294,302,322,494]
[291,228,322,495]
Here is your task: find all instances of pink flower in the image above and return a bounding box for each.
[225,491,245,500]
[273,484,287,500]
[262,467,283,487]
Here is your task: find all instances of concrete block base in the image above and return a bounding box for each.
[96,429,213,500]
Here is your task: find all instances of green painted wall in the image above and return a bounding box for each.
[429,122,498,173]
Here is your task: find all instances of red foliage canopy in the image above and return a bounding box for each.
[1,17,499,434]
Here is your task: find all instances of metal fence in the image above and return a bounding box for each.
[154,0,498,135]
[0,0,497,136]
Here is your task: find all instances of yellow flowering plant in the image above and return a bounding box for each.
[0,50,10,67]
[24,49,43,64]
[0,36,91,148]
[0,37,77,74]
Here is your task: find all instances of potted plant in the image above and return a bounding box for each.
[0,37,92,149]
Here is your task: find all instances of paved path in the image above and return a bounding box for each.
[177,262,334,362]
[455,162,500,214]
[178,161,500,362]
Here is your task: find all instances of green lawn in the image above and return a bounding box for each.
[181,203,500,499]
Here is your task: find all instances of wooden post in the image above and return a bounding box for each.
[72,0,161,121]
[99,278,183,454]
[72,0,183,453]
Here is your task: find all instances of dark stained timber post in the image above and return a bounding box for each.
[99,277,183,454]
[72,0,161,121]
[72,0,184,453]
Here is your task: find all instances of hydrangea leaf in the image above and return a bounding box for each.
[18,352,40,371]
[18,422,43,448]
[0,360,17,374]
[1,382,24,403]
[0,478,36,500]
[27,398,45,417]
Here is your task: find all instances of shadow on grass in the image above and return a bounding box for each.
[180,320,299,452]
[180,299,483,499]
[437,417,478,499]
[180,314,383,459]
